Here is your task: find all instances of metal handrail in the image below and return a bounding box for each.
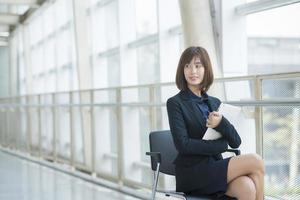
[0,71,299,99]
[0,99,299,108]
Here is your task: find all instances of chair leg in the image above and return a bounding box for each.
[151,163,160,200]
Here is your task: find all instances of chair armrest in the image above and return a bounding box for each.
[226,149,241,155]
[146,152,161,163]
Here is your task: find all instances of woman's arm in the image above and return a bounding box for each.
[167,98,228,155]
[207,97,242,149]
[213,116,242,148]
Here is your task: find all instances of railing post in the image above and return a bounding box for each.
[16,97,21,150]
[254,76,263,156]
[70,91,75,167]
[26,96,32,154]
[91,90,96,175]
[52,93,57,162]
[116,88,124,185]
[4,107,8,147]
[149,86,157,131]
[38,95,42,157]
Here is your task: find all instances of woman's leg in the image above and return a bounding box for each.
[225,176,256,200]
[227,153,265,200]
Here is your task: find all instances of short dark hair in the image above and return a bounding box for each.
[175,46,214,93]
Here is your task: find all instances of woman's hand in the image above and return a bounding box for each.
[206,111,222,128]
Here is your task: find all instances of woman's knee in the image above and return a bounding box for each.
[248,153,265,174]
[227,154,265,183]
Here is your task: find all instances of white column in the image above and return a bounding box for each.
[72,0,92,168]
[178,0,221,76]
[178,0,224,98]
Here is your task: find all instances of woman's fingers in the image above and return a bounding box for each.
[207,111,222,128]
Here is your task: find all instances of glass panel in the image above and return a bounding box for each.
[247,3,300,75]
[94,89,116,104]
[94,107,118,177]
[57,68,71,92]
[105,1,119,49]
[263,106,300,198]
[158,0,181,31]
[28,95,40,155]
[40,94,54,157]
[55,93,71,160]
[137,42,159,84]
[72,92,84,165]
[135,0,157,38]
[92,57,107,88]
[44,38,56,72]
[122,87,150,103]
[122,106,144,183]
[56,30,71,67]
[223,80,255,101]
[262,78,300,99]
[87,0,119,53]
[19,97,28,151]
[107,54,120,87]
[43,5,55,37]
[159,34,182,83]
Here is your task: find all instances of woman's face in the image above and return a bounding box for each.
[184,56,205,89]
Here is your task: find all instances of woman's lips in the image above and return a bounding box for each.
[189,77,199,81]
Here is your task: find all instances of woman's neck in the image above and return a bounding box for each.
[188,85,202,96]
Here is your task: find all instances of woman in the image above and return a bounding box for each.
[166,46,264,200]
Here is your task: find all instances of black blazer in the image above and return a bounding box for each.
[166,90,241,167]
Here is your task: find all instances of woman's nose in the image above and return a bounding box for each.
[191,67,197,73]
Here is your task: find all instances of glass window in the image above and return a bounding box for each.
[87,0,119,53]
[247,3,300,198]
[43,6,55,37]
[137,42,159,84]
[247,3,300,75]
[107,54,120,87]
[135,0,157,38]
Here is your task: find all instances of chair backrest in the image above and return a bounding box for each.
[149,130,178,176]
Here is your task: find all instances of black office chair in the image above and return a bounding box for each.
[146,130,240,200]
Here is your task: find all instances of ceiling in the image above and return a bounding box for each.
[0,0,46,46]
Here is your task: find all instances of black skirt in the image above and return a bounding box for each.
[175,157,232,196]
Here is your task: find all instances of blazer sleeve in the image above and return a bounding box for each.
[214,115,242,149]
[167,98,228,156]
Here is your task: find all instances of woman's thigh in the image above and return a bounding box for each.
[227,153,264,183]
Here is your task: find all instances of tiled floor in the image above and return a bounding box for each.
[0,151,284,200]
[0,151,141,200]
